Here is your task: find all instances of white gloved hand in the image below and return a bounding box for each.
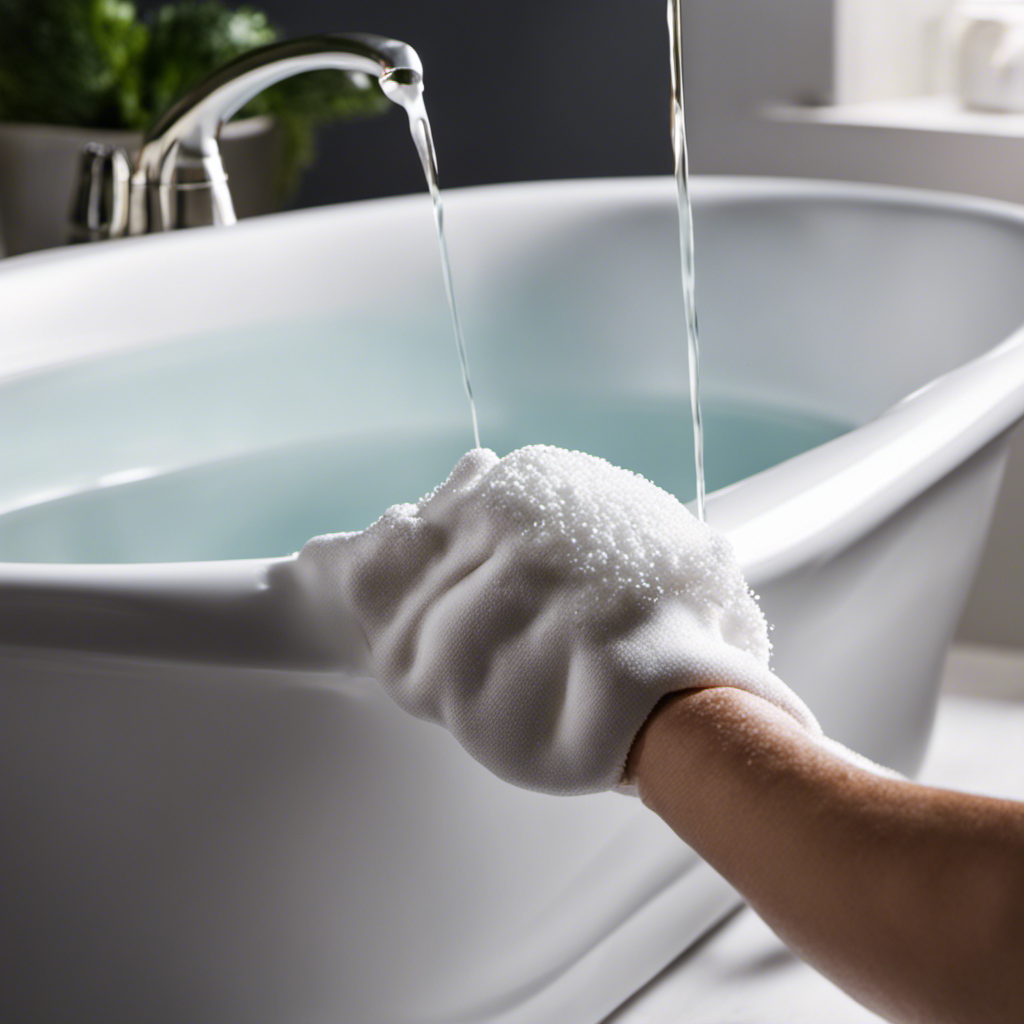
[297,446,821,796]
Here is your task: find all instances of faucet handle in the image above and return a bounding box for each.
[68,143,132,243]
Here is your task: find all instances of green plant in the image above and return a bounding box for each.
[0,0,391,196]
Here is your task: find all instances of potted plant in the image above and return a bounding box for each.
[0,0,389,256]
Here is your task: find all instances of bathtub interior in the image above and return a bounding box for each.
[3,181,1024,564]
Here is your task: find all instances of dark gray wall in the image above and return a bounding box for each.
[139,1,675,208]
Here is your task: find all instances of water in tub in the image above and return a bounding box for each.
[0,369,851,563]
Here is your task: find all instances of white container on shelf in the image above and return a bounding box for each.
[951,0,1024,111]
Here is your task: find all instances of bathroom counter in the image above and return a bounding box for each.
[606,683,1024,1023]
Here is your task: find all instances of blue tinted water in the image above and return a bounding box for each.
[0,395,851,564]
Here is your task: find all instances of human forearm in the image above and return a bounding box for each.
[626,687,1024,1024]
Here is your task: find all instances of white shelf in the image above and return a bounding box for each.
[766,94,1024,138]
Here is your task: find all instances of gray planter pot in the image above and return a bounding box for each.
[0,116,281,257]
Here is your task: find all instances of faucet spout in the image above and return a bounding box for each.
[126,33,423,234]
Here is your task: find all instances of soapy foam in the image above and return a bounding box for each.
[425,445,769,657]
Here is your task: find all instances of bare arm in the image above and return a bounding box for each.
[625,687,1024,1024]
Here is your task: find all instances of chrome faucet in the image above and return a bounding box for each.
[71,33,423,240]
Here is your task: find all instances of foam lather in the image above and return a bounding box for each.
[297,446,822,796]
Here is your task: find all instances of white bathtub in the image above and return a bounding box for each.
[1,178,1023,1024]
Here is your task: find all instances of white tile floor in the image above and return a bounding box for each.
[604,644,1024,1023]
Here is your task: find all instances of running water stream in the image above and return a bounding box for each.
[668,0,707,522]
[383,19,706,512]
[381,67,482,450]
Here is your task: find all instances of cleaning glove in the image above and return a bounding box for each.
[297,446,822,796]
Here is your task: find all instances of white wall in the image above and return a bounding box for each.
[682,0,1024,650]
